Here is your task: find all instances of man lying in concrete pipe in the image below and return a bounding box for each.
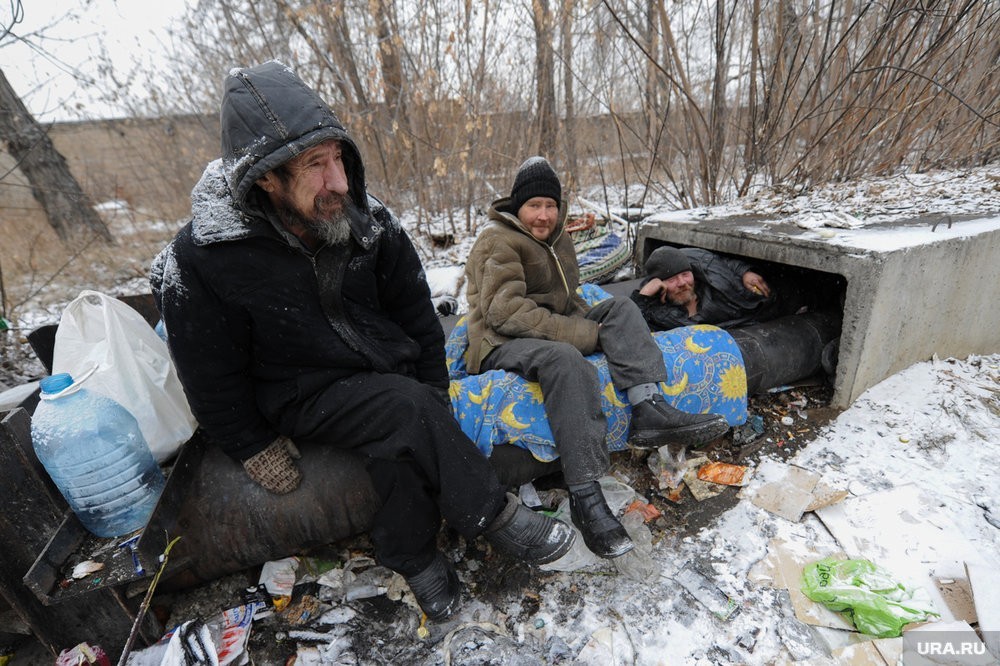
[631,245,842,396]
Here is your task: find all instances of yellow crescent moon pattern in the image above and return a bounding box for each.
[443,293,746,462]
[660,373,689,396]
[467,379,493,404]
[684,336,711,354]
[500,403,531,430]
[602,382,627,407]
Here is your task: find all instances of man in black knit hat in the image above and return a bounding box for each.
[464,156,730,560]
[632,245,842,396]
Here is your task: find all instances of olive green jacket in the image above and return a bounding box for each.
[464,197,598,374]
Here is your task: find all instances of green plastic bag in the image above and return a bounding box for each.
[800,557,939,638]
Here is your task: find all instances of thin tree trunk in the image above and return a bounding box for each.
[532,0,558,155]
[370,0,427,223]
[708,1,729,204]
[0,69,112,244]
[561,0,578,185]
[644,0,658,146]
[738,0,761,196]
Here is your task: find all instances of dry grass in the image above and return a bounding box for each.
[1,206,182,324]
[0,204,186,388]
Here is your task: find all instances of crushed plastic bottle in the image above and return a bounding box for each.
[613,510,659,582]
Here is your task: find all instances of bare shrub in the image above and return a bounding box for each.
[1,0,997,322]
[604,0,1000,205]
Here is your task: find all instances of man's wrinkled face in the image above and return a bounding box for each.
[661,270,696,306]
[517,197,559,241]
[257,139,353,245]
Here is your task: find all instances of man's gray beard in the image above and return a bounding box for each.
[302,211,352,246]
[275,194,354,247]
[668,286,695,307]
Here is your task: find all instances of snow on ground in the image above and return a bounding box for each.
[379,165,1000,664]
[8,164,1000,663]
[597,353,1000,665]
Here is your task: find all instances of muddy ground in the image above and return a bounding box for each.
[130,381,841,666]
[0,299,840,664]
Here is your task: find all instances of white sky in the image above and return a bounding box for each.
[1,0,193,122]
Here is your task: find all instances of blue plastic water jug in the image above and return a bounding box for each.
[30,372,166,538]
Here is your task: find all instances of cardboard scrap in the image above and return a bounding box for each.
[803,481,850,512]
[933,577,977,625]
[830,640,888,666]
[965,562,1000,661]
[740,460,847,521]
[748,538,854,631]
[831,637,903,666]
[741,460,820,521]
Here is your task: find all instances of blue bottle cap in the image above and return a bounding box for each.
[39,373,74,394]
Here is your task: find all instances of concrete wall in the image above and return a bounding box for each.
[0,110,646,228]
[636,214,1000,408]
[849,234,1000,404]
[0,114,220,226]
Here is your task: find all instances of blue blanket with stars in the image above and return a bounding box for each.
[445,284,748,462]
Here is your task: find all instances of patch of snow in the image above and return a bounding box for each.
[94,199,132,212]
[824,216,1000,251]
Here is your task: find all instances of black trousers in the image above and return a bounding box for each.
[481,297,667,485]
[274,372,506,576]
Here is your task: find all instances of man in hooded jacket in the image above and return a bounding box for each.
[464,157,730,560]
[632,246,797,331]
[149,61,574,621]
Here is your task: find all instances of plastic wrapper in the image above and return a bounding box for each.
[800,557,939,638]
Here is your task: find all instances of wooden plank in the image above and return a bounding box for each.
[0,408,161,658]
[23,435,204,604]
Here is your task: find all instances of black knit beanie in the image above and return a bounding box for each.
[644,246,692,280]
[509,157,562,213]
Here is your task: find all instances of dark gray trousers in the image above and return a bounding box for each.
[481,297,667,485]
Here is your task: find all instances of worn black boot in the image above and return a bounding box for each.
[569,481,635,559]
[404,551,461,621]
[629,394,730,450]
[485,493,575,564]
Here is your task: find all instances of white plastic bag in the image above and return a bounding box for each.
[52,290,197,463]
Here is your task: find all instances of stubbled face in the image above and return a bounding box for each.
[517,196,559,241]
[257,139,352,245]
[662,270,696,306]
